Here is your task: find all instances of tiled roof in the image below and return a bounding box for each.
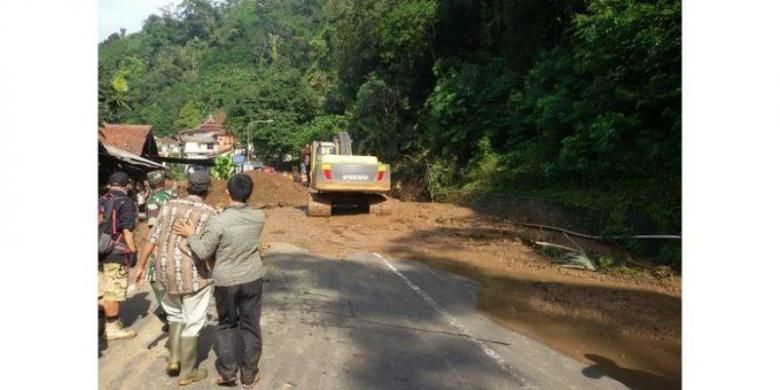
[99,123,154,156]
[157,136,180,145]
[178,114,227,136]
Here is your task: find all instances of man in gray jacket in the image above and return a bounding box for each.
[174,173,266,388]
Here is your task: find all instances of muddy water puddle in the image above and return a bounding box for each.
[411,258,681,390]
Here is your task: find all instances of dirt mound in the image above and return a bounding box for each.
[204,171,309,209]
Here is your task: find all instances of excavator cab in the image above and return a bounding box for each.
[316,143,337,157]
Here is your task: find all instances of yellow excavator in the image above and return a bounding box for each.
[306,132,391,217]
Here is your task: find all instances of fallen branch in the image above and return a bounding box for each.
[534,241,582,253]
[558,264,588,270]
[563,232,586,252]
[536,241,598,271]
[520,223,680,240]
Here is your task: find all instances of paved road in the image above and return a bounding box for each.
[99,243,627,390]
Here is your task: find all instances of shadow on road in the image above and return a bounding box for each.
[582,354,680,390]
[197,324,216,365]
[102,244,633,389]
[119,291,151,328]
[261,248,522,389]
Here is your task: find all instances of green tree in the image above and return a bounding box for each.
[173,101,207,130]
[348,76,409,161]
[211,154,234,180]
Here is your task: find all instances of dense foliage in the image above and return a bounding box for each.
[99,0,681,265]
[211,154,234,180]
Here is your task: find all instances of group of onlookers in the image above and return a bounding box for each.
[99,168,267,388]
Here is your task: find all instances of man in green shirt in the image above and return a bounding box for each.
[146,170,176,227]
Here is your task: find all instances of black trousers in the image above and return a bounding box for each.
[213,278,264,382]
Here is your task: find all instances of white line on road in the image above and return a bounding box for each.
[373,252,537,390]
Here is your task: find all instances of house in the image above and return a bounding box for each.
[98,123,163,186]
[177,115,235,159]
[156,136,182,157]
[98,123,159,157]
[99,141,167,185]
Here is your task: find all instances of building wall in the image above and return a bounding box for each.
[217,134,235,152]
[179,131,231,157]
[184,141,215,153]
[159,144,181,157]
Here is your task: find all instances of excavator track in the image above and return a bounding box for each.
[306,193,332,217]
[368,194,391,216]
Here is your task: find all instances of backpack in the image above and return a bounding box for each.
[99,192,134,265]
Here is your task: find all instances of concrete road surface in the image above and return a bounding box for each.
[99,243,627,390]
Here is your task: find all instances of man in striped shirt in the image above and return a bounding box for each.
[136,170,216,386]
[143,169,177,332]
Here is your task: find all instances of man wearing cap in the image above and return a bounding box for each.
[135,171,217,386]
[99,171,139,340]
[143,169,177,332]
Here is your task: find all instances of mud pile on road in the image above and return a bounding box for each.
[205,171,309,209]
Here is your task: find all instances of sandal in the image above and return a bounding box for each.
[215,374,237,386]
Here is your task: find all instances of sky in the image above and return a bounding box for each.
[98,0,181,42]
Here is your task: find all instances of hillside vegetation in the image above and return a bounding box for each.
[99,0,681,266]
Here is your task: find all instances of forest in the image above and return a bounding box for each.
[99,0,681,265]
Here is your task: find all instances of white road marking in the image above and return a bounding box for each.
[373,252,537,390]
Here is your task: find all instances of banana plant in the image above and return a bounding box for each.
[211,154,233,180]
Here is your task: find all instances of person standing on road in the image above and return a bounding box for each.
[99,171,139,341]
[174,173,266,389]
[98,206,115,351]
[143,169,178,332]
[300,144,311,186]
[136,180,148,214]
[135,171,217,386]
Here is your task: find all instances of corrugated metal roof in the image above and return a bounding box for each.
[100,143,167,169]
